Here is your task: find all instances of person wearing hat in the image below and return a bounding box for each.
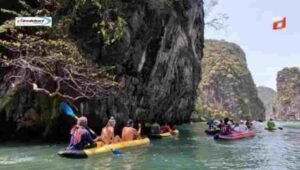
[97,116,120,144]
[121,119,141,141]
[67,116,96,150]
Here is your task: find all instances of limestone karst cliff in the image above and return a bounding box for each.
[272,67,300,120]
[257,86,276,119]
[193,40,265,121]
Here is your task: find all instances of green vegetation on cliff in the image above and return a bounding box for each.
[0,0,121,141]
[193,40,265,121]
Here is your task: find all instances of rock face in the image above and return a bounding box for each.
[0,0,204,141]
[257,86,276,119]
[71,0,204,123]
[273,67,300,120]
[193,40,265,121]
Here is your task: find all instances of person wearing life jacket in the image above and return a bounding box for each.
[267,118,276,129]
[121,119,141,141]
[220,118,233,135]
[67,116,96,150]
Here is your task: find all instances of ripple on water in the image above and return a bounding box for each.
[1,122,300,170]
[0,156,35,165]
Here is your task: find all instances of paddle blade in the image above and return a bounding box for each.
[111,149,122,155]
[60,102,76,118]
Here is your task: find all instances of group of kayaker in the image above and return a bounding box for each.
[144,121,176,136]
[65,111,278,155]
[206,117,279,137]
[66,116,175,151]
[67,116,139,150]
[206,117,253,136]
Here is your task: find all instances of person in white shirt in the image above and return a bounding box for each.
[238,120,249,132]
[233,120,248,132]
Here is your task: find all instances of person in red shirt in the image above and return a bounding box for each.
[160,122,172,133]
[220,118,233,135]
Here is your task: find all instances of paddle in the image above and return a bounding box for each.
[110,148,128,156]
[59,102,123,155]
[60,102,97,136]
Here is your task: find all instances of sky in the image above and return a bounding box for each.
[205,0,300,90]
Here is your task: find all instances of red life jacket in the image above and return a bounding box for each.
[70,125,83,144]
[220,124,232,135]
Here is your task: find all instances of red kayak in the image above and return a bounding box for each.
[214,130,255,140]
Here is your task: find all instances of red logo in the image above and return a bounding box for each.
[272,17,286,30]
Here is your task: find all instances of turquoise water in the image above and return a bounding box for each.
[1,122,300,170]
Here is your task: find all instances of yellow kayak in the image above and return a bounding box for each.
[149,129,179,138]
[58,138,150,159]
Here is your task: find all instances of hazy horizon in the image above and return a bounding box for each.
[205,0,300,90]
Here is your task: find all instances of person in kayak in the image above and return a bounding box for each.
[220,118,233,135]
[122,119,141,141]
[217,119,224,129]
[160,122,173,133]
[240,120,249,131]
[234,120,248,132]
[233,123,240,132]
[206,120,220,132]
[228,119,235,129]
[67,116,96,150]
[150,121,160,135]
[213,119,220,126]
[97,116,120,144]
[207,119,214,129]
[246,119,253,129]
[267,118,276,129]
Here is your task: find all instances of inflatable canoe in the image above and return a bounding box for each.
[205,129,220,135]
[58,137,150,159]
[214,130,255,140]
[149,129,179,139]
[265,127,277,131]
